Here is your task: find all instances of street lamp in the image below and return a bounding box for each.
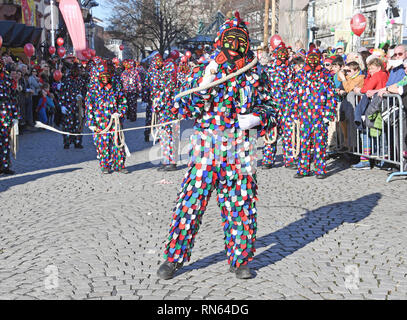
[311,26,319,42]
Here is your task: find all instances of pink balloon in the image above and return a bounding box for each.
[24,43,35,58]
[0,35,3,49]
[270,35,282,49]
[185,51,192,59]
[350,14,367,37]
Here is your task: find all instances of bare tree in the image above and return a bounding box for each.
[106,0,198,58]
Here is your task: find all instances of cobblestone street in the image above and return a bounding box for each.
[1,107,407,300]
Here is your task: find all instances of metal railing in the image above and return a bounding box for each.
[335,93,407,182]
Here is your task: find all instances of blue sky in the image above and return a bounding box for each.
[92,0,110,28]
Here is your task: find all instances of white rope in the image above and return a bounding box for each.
[35,118,180,136]
[174,57,258,100]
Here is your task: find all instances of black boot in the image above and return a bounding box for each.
[157,164,167,171]
[164,164,177,172]
[74,144,84,149]
[2,169,15,175]
[144,133,150,142]
[293,173,305,179]
[157,261,183,280]
[118,168,129,174]
[64,144,70,149]
[262,164,273,170]
[285,164,298,170]
[230,264,252,279]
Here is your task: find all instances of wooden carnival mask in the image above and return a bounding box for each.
[276,46,289,62]
[216,27,249,69]
[306,52,321,70]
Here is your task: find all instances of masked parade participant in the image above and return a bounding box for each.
[177,55,192,87]
[291,49,338,179]
[157,12,276,280]
[85,58,129,174]
[60,63,88,149]
[261,42,296,169]
[121,60,141,122]
[153,50,180,172]
[0,59,19,175]
[146,54,163,144]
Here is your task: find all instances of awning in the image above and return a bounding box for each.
[0,21,16,43]
[30,28,42,46]
[5,23,25,47]
[15,26,35,47]
[0,21,43,48]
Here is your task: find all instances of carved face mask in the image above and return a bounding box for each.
[155,56,164,69]
[276,46,289,62]
[220,27,249,66]
[306,53,320,69]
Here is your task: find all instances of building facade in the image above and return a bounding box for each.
[279,0,309,49]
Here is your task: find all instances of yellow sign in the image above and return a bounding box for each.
[20,0,36,26]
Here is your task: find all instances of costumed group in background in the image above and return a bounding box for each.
[1,11,341,279]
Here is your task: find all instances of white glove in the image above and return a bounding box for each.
[61,106,68,115]
[199,60,218,88]
[238,114,261,130]
[89,126,96,132]
[12,120,19,135]
[323,118,330,124]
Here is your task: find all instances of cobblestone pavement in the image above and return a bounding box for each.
[1,105,407,300]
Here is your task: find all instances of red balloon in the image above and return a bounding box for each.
[24,43,35,58]
[90,49,96,57]
[57,47,66,58]
[198,56,206,63]
[49,46,56,55]
[82,49,91,59]
[53,70,63,82]
[119,45,124,51]
[0,35,3,49]
[170,50,180,60]
[180,56,188,63]
[270,35,283,49]
[185,51,192,59]
[350,13,367,37]
[57,38,64,47]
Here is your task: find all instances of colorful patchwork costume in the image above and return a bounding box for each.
[261,43,296,168]
[121,60,141,122]
[0,60,19,174]
[157,12,275,280]
[59,64,87,148]
[85,58,128,174]
[155,52,180,169]
[146,55,163,142]
[291,50,337,178]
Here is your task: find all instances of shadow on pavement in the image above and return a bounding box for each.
[0,168,82,193]
[175,193,381,278]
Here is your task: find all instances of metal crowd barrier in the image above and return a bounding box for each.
[334,93,407,183]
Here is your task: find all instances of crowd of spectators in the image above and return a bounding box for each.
[0,50,79,134]
[257,39,407,173]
